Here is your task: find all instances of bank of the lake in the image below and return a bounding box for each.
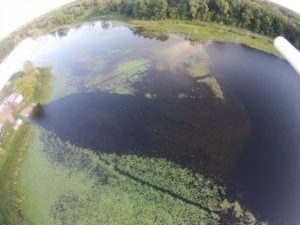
[32,15,280,57]
[126,19,278,57]
[0,124,32,225]
[0,64,53,225]
[0,14,279,66]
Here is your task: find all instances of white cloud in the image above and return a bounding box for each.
[0,0,74,40]
[268,0,300,14]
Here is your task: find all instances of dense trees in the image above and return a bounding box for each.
[36,0,300,48]
[14,61,52,103]
[14,61,39,100]
[133,0,168,20]
[117,0,300,47]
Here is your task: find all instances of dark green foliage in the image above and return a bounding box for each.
[91,0,300,48]
[14,62,52,103]
[134,0,168,20]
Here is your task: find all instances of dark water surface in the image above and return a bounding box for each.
[207,43,300,224]
[31,21,300,224]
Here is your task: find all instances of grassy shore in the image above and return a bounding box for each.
[126,19,279,56]
[43,15,280,56]
[0,65,53,224]
[0,124,32,225]
[0,12,280,65]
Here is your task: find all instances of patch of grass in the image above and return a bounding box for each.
[0,124,32,225]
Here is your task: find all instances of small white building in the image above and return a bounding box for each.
[15,95,23,104]
[5,93,23,105]
[0,102,4,112]
[13,119,23,130]
[0,123,3,135]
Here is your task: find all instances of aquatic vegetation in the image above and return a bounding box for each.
[182,53,224,100]
[197,76,224,100]
[19,129,223,224]
[50,73,77,101]
[105,59,151,95]
[144,92,157,99]
[183,55,210,78]
[16,128,261,224]
[115,59,151,80]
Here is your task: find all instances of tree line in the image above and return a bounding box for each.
[62,0,300,47]
[118,0,300,47]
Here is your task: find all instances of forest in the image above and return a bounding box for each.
[0,0,300,64]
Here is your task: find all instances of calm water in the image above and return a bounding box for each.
[31,21,300,224]
[207,43,300,224]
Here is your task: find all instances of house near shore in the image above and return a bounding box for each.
[5,93,23,105]
[20,103,36,118]
[0,92,25,134]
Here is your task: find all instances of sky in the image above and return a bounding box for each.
[0,0,300,40]
[269,0,300,15]
[0,0,73,40]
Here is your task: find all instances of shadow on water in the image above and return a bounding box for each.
[32,87,249,179]
[207,42,300,224]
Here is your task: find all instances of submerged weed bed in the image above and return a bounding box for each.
[18,129,258,225]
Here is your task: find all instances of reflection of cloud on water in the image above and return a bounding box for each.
[147,37,209,73]
[0,34,67,92]
[0,38,36,91]
[0,31,73,93]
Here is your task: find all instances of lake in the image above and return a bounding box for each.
[28,21,300,224]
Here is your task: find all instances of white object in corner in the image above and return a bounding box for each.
[274,36,300,75]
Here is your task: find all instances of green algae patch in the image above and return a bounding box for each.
[115,59,151,80]
[183,53,210,78]
[197,76,224,100]
[106,59,151,95]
